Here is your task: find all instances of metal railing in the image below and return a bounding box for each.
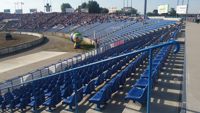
[2,40,180,113]
[0,46,106,92]
[0,35,130,93]
[64,40,180,113]
[0,27,180,113]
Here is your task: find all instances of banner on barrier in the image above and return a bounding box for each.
[110,40,125,48]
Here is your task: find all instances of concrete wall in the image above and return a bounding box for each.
[149,16,182,21]
[0,32,45,56]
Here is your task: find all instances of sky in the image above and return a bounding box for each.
[0,0,200,14]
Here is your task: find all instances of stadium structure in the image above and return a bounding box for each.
[0,2,198,113]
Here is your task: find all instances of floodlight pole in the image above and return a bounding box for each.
[177,0,180,5]
[182,0,184,5]
[123,0,125,9]
[176,0,179,18]
[144,0,147,19]
[131,0,132,8]
[186,0,190,20]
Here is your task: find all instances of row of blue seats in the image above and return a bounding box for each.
[87,27,176,109]
[0,35,148,112]
[0,24,177,112]
[99,20,177,46]
[0,55,132,112]
[125,26,179,104]
[125,45,172,104]
[89,51,148,109]
[58,32,166,110]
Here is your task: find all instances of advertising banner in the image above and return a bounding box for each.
[176,5,187,14]
[158,5,169,14]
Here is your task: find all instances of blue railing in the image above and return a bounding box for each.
[56,39,179,113]
[0,21,181,113]
[4,39,179,113]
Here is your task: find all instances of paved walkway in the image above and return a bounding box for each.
[0,34,82,83]
[0,51,66,73]
[186,22,200,113]
[0,51,78,82]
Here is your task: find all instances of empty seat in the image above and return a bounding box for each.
[6,97,20,112]
[29,93,45,111]
[108,77,120,93]
[95,74,105,86]
[62,88,83,110]
[43,92,62,111]
[134,78,149,88]
[89,85,112,109]
[16,97,31,111]
[83,80,95,95]
[125,86,147,105]
[61,84,73,99]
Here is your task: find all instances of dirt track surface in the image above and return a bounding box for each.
[0,34,85,81]
[0,34,85,61]
[0,33,39,49]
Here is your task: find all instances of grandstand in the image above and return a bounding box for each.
[0,11,187,113]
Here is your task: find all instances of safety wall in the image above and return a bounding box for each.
[149,16,182,21]
[0,32,45,56]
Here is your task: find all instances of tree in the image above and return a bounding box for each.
[100,8,109,13]
[130,8,138,14]
[61,3,72,13]
[153,9,158,16]
[147,12,154,16]
[77,1,108,14]
[81,2,88,8]
[147,9,159,16]
[169,8,176,17]
[88,1,101,13]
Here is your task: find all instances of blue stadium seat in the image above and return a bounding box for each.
[6,97,20,112]
[95,73,105,86]
[16,97,31,111]
[134,78,149,88]
[125,86,147,105]
[62,88,83,110]
[29,93,45,111]
[43,91,62,111]
[83,80,95,95]
[89,84,112,109]
[116,71,127,86]
[61,85,73,99]
[108,77,120,93]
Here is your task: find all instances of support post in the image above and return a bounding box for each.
[147,49,153,113]
[73,71,78,113]
[144,0,147,19]
[182,0,184,5]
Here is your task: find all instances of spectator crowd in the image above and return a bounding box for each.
[0,12,134,32]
